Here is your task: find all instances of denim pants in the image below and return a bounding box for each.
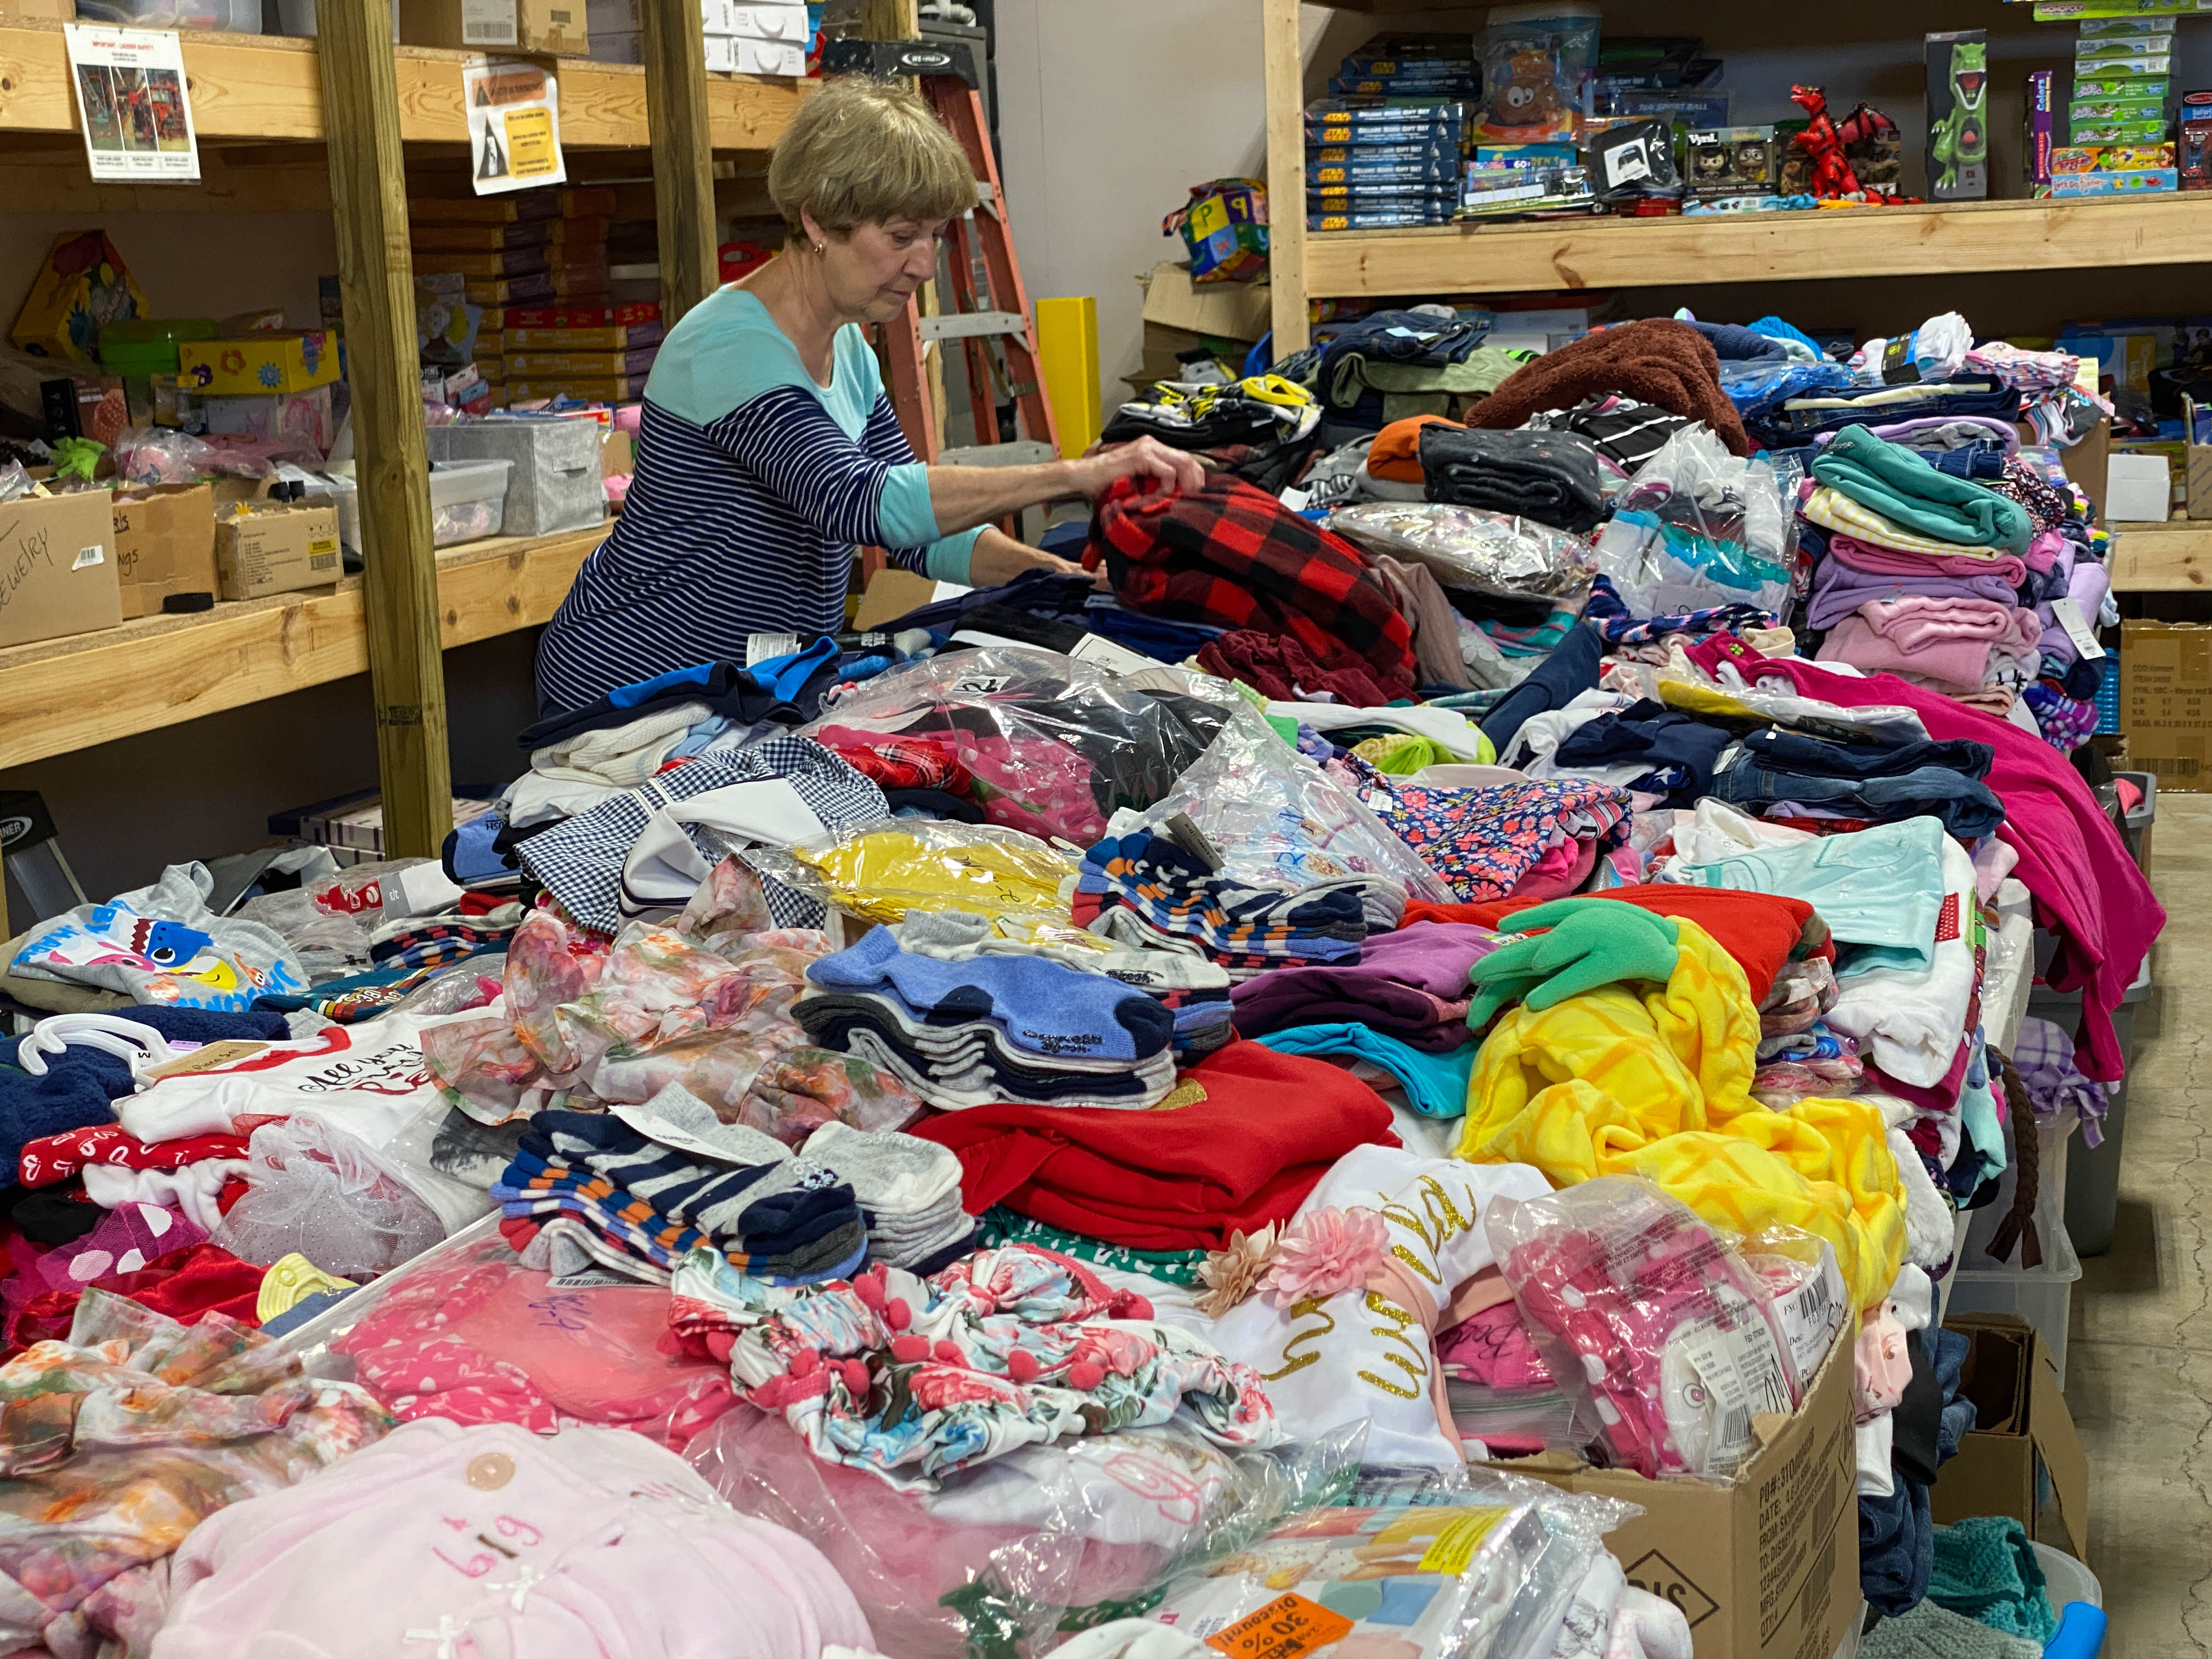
[1710,752,2004,840]
[1741,726,1995,783]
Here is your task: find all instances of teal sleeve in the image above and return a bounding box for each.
[878,461,945,549]
[923,527,983,584]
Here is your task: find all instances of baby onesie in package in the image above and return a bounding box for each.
[10,862,306,1011]
[1488,1178,1800,1480]
[1147,1482,1622,1659]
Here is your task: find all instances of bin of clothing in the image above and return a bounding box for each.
[2030,953,2151,1258]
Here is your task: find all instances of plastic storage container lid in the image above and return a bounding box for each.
[100,318,218,346]
[427,458,513,508]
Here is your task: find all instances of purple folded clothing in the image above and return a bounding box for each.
[1807,556,2023,633]
[1230,921,1501,1051]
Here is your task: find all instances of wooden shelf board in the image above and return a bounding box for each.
[1304,195,2212,297]
[0,524,600,772]
[2109,518,2212,592]
[0,23,807,149]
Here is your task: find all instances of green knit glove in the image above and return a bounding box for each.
[1465,901,1681,1031]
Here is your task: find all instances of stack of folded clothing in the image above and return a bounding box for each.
[1229,921,1497,1049]
[791,929,1179,1109]
[1522,392,1695,471]
[803,1121,976,1273]
[890,909,1235,1059]
[495,1094,867,1286]
[1087,473,1419,701]
[1417,424,1610,533]
[1073,827,1370,980]
[1707,725,2006,841]
[1800,424,2044,704]
[1099,375,1324,494]
[908,1040,1401,1250]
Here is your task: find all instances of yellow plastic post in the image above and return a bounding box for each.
[1036,296,1101,459]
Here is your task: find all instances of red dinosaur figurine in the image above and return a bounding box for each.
[1791,84,1861,199]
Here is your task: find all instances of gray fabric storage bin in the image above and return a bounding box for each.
[425,420,605,537]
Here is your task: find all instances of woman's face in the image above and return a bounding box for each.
[821,215,948,322]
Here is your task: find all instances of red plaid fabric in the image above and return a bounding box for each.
[1085,476,1417,699]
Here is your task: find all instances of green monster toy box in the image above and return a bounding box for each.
[1927,30,1990,199]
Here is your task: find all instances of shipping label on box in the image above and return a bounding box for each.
[112,481,216,620]
[214,505,341,601]
[0,489,122,650]
[2121,618,2212,788]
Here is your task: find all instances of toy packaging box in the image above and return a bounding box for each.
[1163,179,1269,284]
[1927,30,1990,198]
[1685,126,1778,198]
[2182,90,2212,187]
[9,232,149,363]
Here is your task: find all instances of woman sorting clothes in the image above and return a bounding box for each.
[535,76,1200,712]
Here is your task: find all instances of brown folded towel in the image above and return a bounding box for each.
[1464,318,1752,457]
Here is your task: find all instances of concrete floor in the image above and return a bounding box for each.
[2068,793,2212,1656]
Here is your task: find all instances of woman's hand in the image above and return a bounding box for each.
[1066,436,1206,500]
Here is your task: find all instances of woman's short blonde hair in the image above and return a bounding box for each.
[768,76,974,242]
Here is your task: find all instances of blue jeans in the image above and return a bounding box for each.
[1711,753,2004,840]
[1742,727,1995,783]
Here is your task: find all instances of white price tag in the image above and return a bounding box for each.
[1768,1245,1847,1383]
[1070,633,1158,676]
[2050,595,2107,661]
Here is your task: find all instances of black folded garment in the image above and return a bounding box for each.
[1419,424,1609,534]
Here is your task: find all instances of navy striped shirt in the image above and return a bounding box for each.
[535,287,981,712]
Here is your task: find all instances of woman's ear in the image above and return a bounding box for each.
[798,207,828,253]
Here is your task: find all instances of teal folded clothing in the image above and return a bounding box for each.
[1928,1517,2058,1645]
[1248,1022,1475,1119]
[1810,424,2034,550]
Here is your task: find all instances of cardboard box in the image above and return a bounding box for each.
[1926,31,1991,199]
[1481,1333,1859,1659]
[177,332,340,397]
[214,504,342,601]
[0,490,123,650]
[1138,260,1272,343]
[111,482,217,621]
[854,566,956,631]
[1932,1314,2090,1556]
[2119,618,2212,789]
[399,0,586,54]
[703,34,802,73]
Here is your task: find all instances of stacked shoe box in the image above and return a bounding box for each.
[1305,39,1472,231]
[587,0,813,75]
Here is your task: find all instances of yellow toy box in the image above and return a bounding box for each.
[177,331,342,396]
[9,231,149,363]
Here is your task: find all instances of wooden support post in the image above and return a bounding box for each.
[317,0,452,858]
[1263,0,1308,358]
[641,0,718,325]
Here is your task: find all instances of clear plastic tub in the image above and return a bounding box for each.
[1943,1212,2082,1393]
[2034,1542,2102,1610]
[75,0,260,28]
[426,458,511,548]
[273,0,399,33]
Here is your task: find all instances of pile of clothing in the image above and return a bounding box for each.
[791,929,1180,1110]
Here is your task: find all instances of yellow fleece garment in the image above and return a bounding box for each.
[1456,918,1905,1310]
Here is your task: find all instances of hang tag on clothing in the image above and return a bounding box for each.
[140,1040,269,1080]
[744,632,802,667]
[1880,337,1922,385]
[2050,595,2107,660]
[1160,811,1226,872]
[1069,633,1158,677]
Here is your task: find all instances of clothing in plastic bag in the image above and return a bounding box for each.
[154,1418,875,1659]
[316,1230,736,1448]
[1592,426,1796,620]
[689,1411,1359,1659]
[211,1107,462,1278]
[0,1289,390,1657]
[804,648,1231,845]
[1146,1469,1635,1659]
[10,862,307,1012]
[1117,697,1453,903]
[1327,502,1598,601]
[1487,1178,1799,1480]
[749,818,1082,930]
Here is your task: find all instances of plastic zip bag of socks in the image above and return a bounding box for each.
[1487,1177,1803,1480]
[1144,1466,1638,1659]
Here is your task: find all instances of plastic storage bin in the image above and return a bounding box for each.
[2114,768,2154,871]
[426,419,604,538]
[426,459,512,548]
[1947,1111,2081,1389]
[2027,951,2151,1259]
[273,0,399,31]
[75,0,259,27]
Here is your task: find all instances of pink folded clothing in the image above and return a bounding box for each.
[2023,528,2068,574]
[1436,1300,1553,1391]
[1819,597,2042,695]
[1826,533,2027,588]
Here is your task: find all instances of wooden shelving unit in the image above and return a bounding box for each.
[0,4,807,856]
[0,529,599,772]
[2109,520,2212,592]
[1262,0,2212,352]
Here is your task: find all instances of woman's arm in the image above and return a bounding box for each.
[921,437,1208,536]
